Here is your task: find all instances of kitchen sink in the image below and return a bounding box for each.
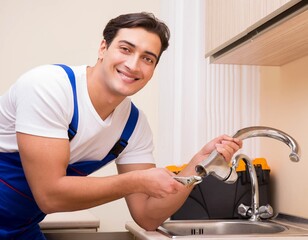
[157,219,308,238]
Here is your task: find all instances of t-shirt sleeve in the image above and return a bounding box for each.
[115,110,155,165]
[14,65,73,139]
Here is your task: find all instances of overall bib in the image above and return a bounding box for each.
[0,65,139,239]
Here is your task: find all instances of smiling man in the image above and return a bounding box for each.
[0,12,242,239]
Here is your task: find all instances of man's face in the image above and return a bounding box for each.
[98,27,162,97]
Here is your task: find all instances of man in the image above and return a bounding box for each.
[0,12,242,239]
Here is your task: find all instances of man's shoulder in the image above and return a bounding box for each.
[15,64,74,91]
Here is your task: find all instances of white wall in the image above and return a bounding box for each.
[158,0,261,170]
[260,55,308,219]
[0,0,161,232]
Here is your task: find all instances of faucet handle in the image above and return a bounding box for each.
[238,203,252,218]
[258,204,274,219]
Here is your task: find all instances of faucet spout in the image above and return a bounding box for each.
[232,126,300,162]
[195,126,300,184]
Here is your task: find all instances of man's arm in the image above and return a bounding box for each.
[117,135,242,231]
[17,132,182,214]
[17,131,240,230]
[117,163,190,230]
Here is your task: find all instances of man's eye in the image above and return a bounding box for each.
[120,47,130,53]
[144,57,154,64]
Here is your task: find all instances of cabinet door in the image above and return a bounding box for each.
[205,0,292,55]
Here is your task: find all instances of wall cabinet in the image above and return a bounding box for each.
[205,0,308,66]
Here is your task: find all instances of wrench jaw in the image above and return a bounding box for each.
[173,176,203,187]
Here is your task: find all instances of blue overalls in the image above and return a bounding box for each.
[0,64,139,239]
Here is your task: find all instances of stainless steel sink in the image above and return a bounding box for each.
[157,219,308,238]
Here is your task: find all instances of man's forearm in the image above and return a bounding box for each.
[136,160,200,230]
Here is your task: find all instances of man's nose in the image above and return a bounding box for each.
[125,55,140,71]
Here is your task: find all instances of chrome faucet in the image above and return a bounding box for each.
[235,154,274,221]
[195,126,300,184]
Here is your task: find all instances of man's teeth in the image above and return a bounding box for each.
[119,72,139,81]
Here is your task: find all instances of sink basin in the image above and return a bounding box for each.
[157,219,308,238]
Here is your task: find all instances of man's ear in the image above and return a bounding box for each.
[98,39,107,59]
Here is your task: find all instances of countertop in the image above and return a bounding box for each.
[40,210,100,231]
[44,232,133,240]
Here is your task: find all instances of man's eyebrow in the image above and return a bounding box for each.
[119,40,158,60]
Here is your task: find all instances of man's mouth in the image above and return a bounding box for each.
[117,70,140,81]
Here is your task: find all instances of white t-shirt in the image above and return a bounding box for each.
[0,65,155,165]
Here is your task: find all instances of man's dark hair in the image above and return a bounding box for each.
[103,12,170,64]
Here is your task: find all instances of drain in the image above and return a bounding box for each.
[191,228,204,235]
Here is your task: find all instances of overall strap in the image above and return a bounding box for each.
[67,102,139,176]
[54,64,79,140]
[54,64,139,176]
